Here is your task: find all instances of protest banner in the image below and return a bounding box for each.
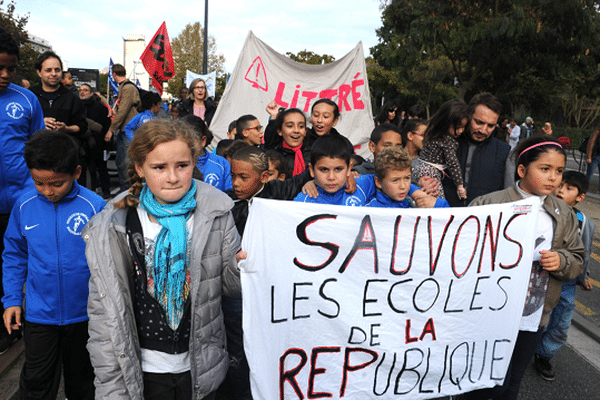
[210,31,374,157]
[240,198,540,399]
[185,70,217,98]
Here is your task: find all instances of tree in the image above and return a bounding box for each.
[286,50,335,65]
[372,0,600,118]
[167,22,226,98]
[0,0,41,83]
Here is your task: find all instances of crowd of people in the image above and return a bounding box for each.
[0,26,595,400]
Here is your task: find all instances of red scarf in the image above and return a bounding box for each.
[282,142,305,176]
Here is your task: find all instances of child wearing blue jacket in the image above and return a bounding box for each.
[367,145,450,208]
[2,131,106,400]
[184,115,233,192]
[124,91,162,141]
[294,135,378,206]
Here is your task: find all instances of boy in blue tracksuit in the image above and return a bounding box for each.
[184,114,233,192]
[294,135,427,206]
[2,131,105,399]
[294,135,379,205]
[534,171,595,381]
[367,145,450,208]
[124,91,161,141]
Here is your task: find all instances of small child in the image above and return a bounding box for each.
[227,119,237,139]
[266,149,291,182]
[183,115,233,192]
[294,135,376,206]
[124,91,162,141]
[367,146,449,208]
[223,139,251,163]
[2,130,106,399]
[353,123,403,175]
[464,136,584,400]
[534,171,595,381]
[413,98,469,200]
[223,146,311,399]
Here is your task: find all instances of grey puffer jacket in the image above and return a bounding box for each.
[83,181,241,399]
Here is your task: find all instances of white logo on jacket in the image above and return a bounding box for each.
[67,213,89,235]
[204,173,220,186]
[6,102,25,119]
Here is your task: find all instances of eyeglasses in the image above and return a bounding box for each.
[194,86,206,90]
[247,125,263,132]
[411,131,425,137]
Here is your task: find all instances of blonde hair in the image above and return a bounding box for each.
[374,145,412,181]
[188,78,208,101]
[114,119,201,208]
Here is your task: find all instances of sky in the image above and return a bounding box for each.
[11,0,384,74]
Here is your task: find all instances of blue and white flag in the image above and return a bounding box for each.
[108,58,119,94]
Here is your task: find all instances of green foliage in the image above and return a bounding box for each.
[166,22,226,98]
[0,0,41,83]
[371,0,600,119]
[286,50,335,65]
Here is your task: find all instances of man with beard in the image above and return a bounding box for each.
[80,84,111,198]
[441,93,511,207]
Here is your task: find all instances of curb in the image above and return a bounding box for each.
[572,312,600,344]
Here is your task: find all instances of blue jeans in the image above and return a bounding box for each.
[221,296,252,400]
[536,280,576,359]
[586,155,600,192]
[115,130,131,192]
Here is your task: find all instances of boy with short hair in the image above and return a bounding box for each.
[2,130,105,399]
[235,114,263,146]
[294,135,378,206]
[367,146,449,208]
[223,146,311,398]
[353,123,403,175]
[265,149,291,182]
[124,91,161,141]
[534,171,595,381]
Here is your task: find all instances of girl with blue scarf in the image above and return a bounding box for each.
[85,119,242,400]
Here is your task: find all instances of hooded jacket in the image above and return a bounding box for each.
[83,181,241,399]
[470,186,584,327]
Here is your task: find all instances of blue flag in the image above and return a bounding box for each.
[108,58,119,95]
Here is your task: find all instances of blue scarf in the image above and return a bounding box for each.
[139,180,197,321]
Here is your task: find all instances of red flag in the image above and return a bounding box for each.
[140,22,175,94]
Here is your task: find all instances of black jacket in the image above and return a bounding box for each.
[227,170,311,237]
[442,135,510,207]
[30,84,87,137]
[178,97,217,127]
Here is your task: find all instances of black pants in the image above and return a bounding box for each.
[20,320,94,400]
[143,371,216,400]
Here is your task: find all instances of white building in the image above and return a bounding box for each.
[123,34,150,91]
[27,34,52,53]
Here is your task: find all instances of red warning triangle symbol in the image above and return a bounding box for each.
[244,56,268,92]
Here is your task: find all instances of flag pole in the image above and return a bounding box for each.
[203,0,208,75]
